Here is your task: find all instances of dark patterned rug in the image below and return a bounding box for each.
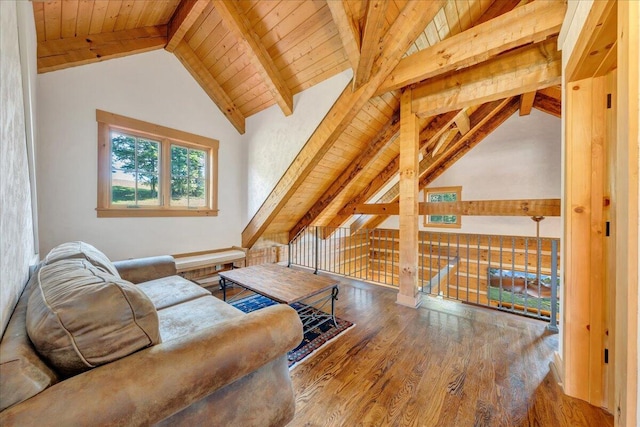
[231,294,354,369]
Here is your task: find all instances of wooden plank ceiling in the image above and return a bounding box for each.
[32,0,566,248]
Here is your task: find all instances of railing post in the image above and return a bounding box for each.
[288,234,292,268]
[547,239,559,332]
[314,226,319,274]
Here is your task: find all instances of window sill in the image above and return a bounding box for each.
[96,208,219,218]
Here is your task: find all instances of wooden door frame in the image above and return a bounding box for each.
[562,1,638,424]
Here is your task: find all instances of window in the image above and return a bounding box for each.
[96,110,218,217]
[424,186,462,228]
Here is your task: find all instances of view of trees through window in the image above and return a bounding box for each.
[110,132,207,208]
[428,190,458,225]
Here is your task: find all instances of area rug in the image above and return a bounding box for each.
[231,294,354,369]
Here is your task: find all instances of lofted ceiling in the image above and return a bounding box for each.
[32,0,572,249]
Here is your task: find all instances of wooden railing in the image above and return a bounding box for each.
[289,226,560,328]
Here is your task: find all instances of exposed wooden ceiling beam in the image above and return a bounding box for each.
[353,0,389,89]
[348,198,561,216]
[173,41,245,134]
[411,38,561,117]
[539,85,562,101]
[323,110,460,233]
[165,0,209,53]
[475,0,522,25]
[455,111,471,135]
[37,25,167,73]
[214,0,294,116]
[242,0,445,248]
[288,109,401,241]
[326,0,361,72]
[360,98,518,230]
[533,92,561,118]
[519,91,537,116]
[432,128,458,156]
[376,0,565,95]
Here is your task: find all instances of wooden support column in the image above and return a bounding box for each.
[397,88,420,308]
[614,1,639,425]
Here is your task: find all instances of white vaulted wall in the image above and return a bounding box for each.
[36,50,245,260]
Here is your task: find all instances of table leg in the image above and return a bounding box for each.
[220,277,227,301]
[331,286,339,327]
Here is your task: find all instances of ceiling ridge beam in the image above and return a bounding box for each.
[288,109,401,241]
[242,0,445,248]
[354,0,389,90]
[326,0,361,72]
[37,25,167,73]
[173,41,245,134]
[322,110,459,233]
[411,37,562,117]
[360,97,518,231]
[166,0,210,53]
[214,0,294,116]
[376,0,566,95]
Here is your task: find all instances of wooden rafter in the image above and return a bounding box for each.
[165,0,209,53]
[455,111,471,135]
[288,109,401,241]
[37,25,167,73]
[214,0,294,116]
[347,199,561,216]
[354,0,389,89]
[323,110,460,233]
[519,91,537,116]
[326,0,361,72]
[376,0,565,95]
[173,41,246,134]
[241,0,445,248]
[411,38,561,117]
[361,98,519,230]
[533,92,561,118]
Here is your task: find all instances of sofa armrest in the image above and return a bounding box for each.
[0,304,303,426]
[113,255,177,283]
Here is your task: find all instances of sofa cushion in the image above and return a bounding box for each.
[26,259,160,377]
[137,276,211,310]
[0,272,59,411]
[44,241,120,278]
[157,295,243,342]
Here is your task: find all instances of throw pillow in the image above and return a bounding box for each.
[26,259,160,377]
[44,241,121,278]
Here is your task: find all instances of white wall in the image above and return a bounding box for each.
[37,50,245,260]
[0,0,37,335]
[244,69,352,223]
[380,108,562,237]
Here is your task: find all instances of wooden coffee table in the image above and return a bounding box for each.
[218,264,340,333]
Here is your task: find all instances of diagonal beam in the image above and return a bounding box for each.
[289,109,401,241]
[324,110,460,233]
[173,41,245,134]
[533,92,561,118]
[360,98,518,230]
[376,0,565,95]
[326,0,361,72]
[455,111,471,135]
[165,0,209,53]
[411,38,561,117]
[519,91,536,116]
[37,25,167,73]
[214,0,293,116]
[242,0,445,248]
[354,0,389,89]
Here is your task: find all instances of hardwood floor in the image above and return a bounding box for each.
[285,276,613,427]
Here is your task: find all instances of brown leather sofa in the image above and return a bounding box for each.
[0,242,303,426]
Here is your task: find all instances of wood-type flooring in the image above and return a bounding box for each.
[284,276,614,427]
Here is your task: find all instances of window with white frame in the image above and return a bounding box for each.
[96,110,218,217]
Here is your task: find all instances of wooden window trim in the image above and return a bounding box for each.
[96,110,219,218]
[423,186,462,228]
